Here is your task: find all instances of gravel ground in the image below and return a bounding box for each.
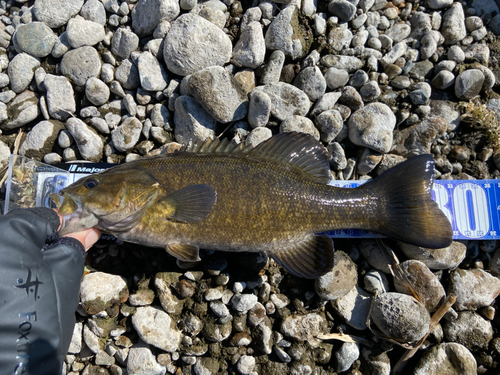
[2,0,500,374]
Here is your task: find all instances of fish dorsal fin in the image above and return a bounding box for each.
[166,243,201,262]
[270,234,334,279]
[158,184,217,223]
[249,132,331,184]
[181,133,331,184]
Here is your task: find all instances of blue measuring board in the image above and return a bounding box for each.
[324,179,500,241]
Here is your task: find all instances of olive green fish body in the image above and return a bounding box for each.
[119,153,368,253]
[52,133,453,279]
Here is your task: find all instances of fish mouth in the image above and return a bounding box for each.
[50,193,98,235]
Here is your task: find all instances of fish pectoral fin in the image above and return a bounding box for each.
[166,243,201,262]
[270,235,334,279]
[159,184,217,223]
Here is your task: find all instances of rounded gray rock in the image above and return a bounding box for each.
[14,22,58,58]
[281,313,325,347]
[443,311,493,350]
[280,115,319,141]
[174,95,216,144]
[248,90,271,128]
[132,306,181,352]
[414,342,476,375]
[2,91,40,130]
[399,241,466,270]
[265,6,310,60]
[115,59,140,90]
[33,0,84,28]
[441,2,466,44]
[8,53,40,94]
[85,77,110,106]
[331,286,372,330]
[19,120,65,161]
[335,342,360,373]
[293,66,326,101]
[448,268,500,311]
[188,66,249,123]
[66,16,105,48]
[44,74,76,120]
[131,0,180,37]
[111,28,139,60]
[324,67,350,90]
[80,272,128,314]
[232,21,266,69]
[231,293,258,313]
[164,13,232,76]
[247,127,272,147]
[252,83,311,121]
[315,109,344,144]
[315,251,357,301]
[454,69,485,100]
[60,46,101,86]
[66,117,103,162]
[431,70,455,90]
[371,292,430,343]
[328,0,357,21]
[80,0,106,25]
[347,102,396,153]
[127,345,166,375]
[138,51,168,91]
[395,260,445,312]
[111,117,143,152]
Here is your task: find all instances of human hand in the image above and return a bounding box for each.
[55,211,101,252]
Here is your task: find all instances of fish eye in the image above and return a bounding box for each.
[84,178,99,189]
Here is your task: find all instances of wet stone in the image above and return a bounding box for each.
[315,251,357,301]
[448,268,500,311]
[371,292,431,343]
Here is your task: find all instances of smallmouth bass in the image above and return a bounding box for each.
[51,133,452,279]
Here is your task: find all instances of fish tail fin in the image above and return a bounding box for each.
[361,154,452,249]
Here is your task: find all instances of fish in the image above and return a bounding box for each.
[50,132,453,279]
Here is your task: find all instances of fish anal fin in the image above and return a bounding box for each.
[180,133,331,184]
[166,243,201,262]
[159,184,217,223]
[271,235,334,279]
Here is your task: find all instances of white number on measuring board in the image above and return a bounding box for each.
[433,182,490,239]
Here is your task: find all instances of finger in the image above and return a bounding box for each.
[64,228,101,252]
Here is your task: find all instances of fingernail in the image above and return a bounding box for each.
[84,230,100,251]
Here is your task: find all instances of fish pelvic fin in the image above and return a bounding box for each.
[362,154,452,249]
[271,235,334,279]
[166,243,201,262]
[158,184,217,223]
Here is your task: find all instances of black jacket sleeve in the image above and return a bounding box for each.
[0,208,86,375]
